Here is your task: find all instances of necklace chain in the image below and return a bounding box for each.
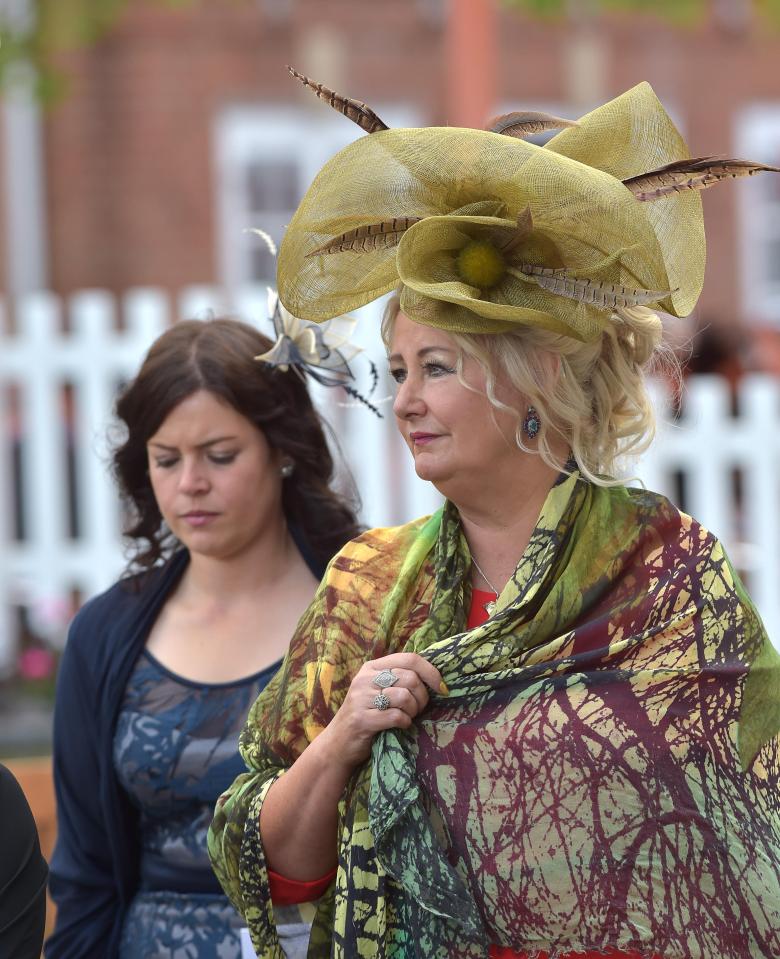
[470,555,499,595]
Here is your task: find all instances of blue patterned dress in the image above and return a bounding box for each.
[114,650,281,959]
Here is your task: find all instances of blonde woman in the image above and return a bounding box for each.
[209,78,780,958]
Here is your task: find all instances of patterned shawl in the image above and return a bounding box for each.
[208,472,780,959]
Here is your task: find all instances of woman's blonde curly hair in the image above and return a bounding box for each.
[381,292,679,486]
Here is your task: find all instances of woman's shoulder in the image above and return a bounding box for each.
[70,570,151,631]
[0,763,47,931]
[332,514,434,564]
[622,484,721,547]
[0,763,44,860]
[620,484,749,599]
[66,552,187,654]
[316,514,436,599]
[0,762,31,812]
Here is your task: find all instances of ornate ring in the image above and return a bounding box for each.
[372,692,391,711]
[373,668,399,689]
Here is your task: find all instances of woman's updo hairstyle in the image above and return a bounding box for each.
[382,292,678,485]
[113,317,361,572]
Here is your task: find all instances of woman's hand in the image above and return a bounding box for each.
[320,653,446,772]
[260,653,445,880]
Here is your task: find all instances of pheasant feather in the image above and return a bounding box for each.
[624,156,780,201]
[288,66,388,135]
[488,111,578,139]
[306,219,422,257]
[513,265,670,310]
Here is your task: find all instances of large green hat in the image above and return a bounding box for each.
[277,75,777,342]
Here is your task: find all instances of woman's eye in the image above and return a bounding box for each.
[389,368,406,384]
[423,360,455,376]
[209,452,237,465]
[154,458,178,470]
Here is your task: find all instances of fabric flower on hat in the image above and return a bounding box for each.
[251,234,384,415]
[276,74,778,342]
[393,206,668,340]
[257,287,363,384]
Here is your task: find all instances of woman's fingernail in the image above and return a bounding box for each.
[439,680,449,696]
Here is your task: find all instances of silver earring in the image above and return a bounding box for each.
[522,406,540,439]
[280,462,295,479]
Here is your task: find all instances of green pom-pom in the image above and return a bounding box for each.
[456,240,506,289]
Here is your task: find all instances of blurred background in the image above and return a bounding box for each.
[0,0,779,913]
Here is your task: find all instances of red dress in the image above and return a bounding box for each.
[270,589,660,959]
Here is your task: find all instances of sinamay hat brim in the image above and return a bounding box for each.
[277,82,704,341]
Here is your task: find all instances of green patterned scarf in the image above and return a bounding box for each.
[209,472,780,958]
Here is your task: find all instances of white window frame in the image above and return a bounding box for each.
[211,101,447,529]
[213,103,419,294]
[736,105,780,325]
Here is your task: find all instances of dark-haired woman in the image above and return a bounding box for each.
[46,318,362,959]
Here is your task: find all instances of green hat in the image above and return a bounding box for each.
[277,75,777,342]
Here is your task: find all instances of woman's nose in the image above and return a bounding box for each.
[178,458,209,494]
[392,377,425,419]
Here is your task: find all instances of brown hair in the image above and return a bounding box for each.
[113,317,362,571]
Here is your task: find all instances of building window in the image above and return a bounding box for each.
[213,102,433,529]
[736,105,780,325]
[214,104,418,293]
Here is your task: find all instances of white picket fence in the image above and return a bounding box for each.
[640,375,780,645]
[0,287,778,674]
[0,286,443,672]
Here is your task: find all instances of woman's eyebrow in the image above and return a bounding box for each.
[388,346,457,364]
[148,435,238,450]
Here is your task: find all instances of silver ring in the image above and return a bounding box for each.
[373,668,399,689]
[372,692,391,711]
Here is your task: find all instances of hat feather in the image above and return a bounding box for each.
[488,110,579,139]
[624,156,780,201]
[307,218,422,257]
[513,264,671,311]
[287,66,388,135]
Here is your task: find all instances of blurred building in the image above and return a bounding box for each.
[2,0,780,745]
[0,0,778,368]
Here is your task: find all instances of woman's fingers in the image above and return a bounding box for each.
[368,653,445,696]
[326,654,443,767]
[368,666,429,711]
[368,684,423,718]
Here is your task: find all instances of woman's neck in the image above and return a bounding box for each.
[178,517,302,606]
[455,457,562,594]
[147,516,320,682]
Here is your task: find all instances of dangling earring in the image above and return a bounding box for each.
[522,406,541,440]
[280,461,295,479]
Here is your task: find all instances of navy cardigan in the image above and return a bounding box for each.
[46,552,190,959]
[46,539,324,958]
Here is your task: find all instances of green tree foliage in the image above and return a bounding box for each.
[502,0,780,28]
[0,0,196,101]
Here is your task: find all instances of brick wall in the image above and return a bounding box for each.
[21,0,780,333]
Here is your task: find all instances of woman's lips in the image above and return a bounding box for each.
[181,511,218,527]
[410,432,440,446]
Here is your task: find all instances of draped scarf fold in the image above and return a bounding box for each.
[208,473,780,959]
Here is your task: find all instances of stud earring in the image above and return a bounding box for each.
[280,462,295,479]
[522,406,541,440]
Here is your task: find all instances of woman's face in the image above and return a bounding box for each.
[389,311,527,501]
[147,389,284,561]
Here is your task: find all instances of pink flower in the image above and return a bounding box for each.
[19,647,56,681]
